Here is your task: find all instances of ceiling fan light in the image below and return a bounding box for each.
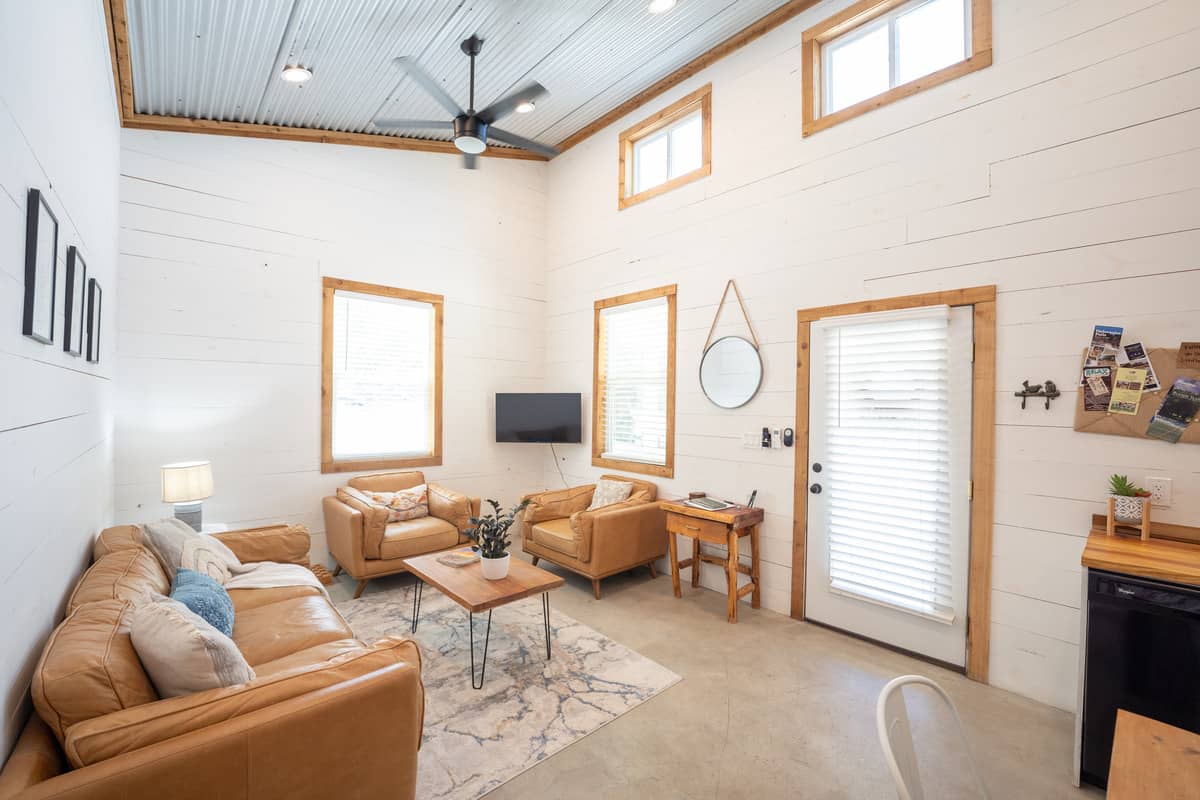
[455,135,487,154]
[515,100,536,114]
[647,0,677,14]
[280,65,312,83]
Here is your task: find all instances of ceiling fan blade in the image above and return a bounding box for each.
[477,82,549,125]
[392,57,463,118]
[488,128,559,159]
[371,118,454,131]
[463,153,478,170]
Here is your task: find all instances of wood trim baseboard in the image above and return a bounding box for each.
[792,285,997,683]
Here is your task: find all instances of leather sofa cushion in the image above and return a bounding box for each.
[531,518,579,558]
[250,638,370,679]
[62,637,422,768]
[92,524,145,561]
[32,600,158,745]
[380,516,459,561]
[232,595,354,666]
[349,471,425,494]
[67,547,168,613]
[227,584,323,613]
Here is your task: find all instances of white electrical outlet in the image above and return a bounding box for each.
[1146,476,1172,508]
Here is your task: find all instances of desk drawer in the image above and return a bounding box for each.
[666,513,728,544]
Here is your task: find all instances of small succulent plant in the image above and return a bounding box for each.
[1108,474,1151,498]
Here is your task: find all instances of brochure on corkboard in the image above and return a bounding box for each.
[1074,347,1200,445]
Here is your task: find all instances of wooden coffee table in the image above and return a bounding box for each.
[401,551,564,689]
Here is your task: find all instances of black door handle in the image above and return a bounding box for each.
[810,483,822,494]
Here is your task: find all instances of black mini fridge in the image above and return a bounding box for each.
[1080,569,1200,788]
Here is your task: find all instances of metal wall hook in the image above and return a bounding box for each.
[1015,379,1060,410]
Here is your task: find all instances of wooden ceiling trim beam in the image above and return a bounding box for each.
[555,0,822,153]
[101,0,545,163]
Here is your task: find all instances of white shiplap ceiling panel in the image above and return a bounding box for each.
[124,0,796,153]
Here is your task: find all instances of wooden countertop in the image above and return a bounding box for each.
[1081,531,1200,588]
[1107,710,1200,799]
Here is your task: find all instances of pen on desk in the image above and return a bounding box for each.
[747,490,757,508]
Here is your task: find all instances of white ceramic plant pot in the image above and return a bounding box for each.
[1111,494,1145,524]
[480,553,511,580]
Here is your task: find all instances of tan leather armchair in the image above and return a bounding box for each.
[520,476,666,599]
[323,471,481,598]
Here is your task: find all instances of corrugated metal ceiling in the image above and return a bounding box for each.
[125,0,794,154]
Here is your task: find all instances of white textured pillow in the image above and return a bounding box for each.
[587,479,634,511]
[142,518,236,584]
[130,598,255,698]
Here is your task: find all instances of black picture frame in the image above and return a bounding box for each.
[64,246,87,356]
[22,188,59,344]
[86,278,102,364]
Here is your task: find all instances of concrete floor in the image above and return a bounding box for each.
[331,554,1101,800]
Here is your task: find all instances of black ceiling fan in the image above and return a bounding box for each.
[372,36,558,169]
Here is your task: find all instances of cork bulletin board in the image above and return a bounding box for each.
[1074,347,1200,444]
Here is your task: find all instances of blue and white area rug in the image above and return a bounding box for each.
[337,584,680,799]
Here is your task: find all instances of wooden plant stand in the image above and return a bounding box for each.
[1106,496,1152,541]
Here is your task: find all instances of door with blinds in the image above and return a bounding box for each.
[805,305,973,666]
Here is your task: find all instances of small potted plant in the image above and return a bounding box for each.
[467,498,530,580]
[1108,474,1152,524]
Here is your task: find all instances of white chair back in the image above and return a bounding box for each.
[875,675,989,800]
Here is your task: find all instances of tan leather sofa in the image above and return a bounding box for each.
[323,471,480,599]
[520,476,666,599]
[0,523,424,800]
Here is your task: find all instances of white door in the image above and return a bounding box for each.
[805,305,973,666]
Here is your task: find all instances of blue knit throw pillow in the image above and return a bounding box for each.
[170,568,235,637]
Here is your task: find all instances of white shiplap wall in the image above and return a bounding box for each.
[0,1,120,757]
[544,0,1200,710]
[114,132,548,563]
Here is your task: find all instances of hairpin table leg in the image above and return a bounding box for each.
[410,577,423,634]
[469,609,493,689]
[542,592,552,660]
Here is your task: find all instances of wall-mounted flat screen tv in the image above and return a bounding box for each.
[496,393,582,443]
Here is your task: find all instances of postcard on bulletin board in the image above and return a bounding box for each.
[1074,347,1200,445]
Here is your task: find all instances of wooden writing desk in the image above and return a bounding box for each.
[660,499,764,623]
[1108,710,1200,799]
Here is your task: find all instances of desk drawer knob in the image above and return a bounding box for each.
[684,524,700,531]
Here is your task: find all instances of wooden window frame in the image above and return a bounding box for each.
[792,285,996,682]
[592,284,677,478]
[320,276,444,474]
[618,84,712,210]
[801,0,992,137]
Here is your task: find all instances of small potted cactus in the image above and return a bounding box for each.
[1108,474,1151,524]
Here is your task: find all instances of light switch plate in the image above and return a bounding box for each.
[1146,476,1172,508]
[742,433,759,449]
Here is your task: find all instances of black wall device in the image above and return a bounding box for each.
[761,427,771,448]
[782,427,794,447]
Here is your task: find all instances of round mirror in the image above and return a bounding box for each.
[700,336,763,409]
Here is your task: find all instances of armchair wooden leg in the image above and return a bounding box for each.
[531,556,540,567]
[353,579,370,599]
[648,560,658,579]
[331,564,342,578]
[591,579,602,600]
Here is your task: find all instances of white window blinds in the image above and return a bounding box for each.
[599,296,669,465]
[819,307,958,622]
[330,290,435,460]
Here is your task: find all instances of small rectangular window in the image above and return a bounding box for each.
[592,285,677,477]
[803,0,991,136]
[619,85,711,210]
[321,277,442,473]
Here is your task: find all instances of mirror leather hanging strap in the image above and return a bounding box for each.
[703,279,760,351]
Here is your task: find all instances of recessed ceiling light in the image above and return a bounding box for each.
[280,65,312,83]
[515,100,536,114]
[648,0,677,14]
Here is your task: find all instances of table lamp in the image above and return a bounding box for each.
[161,460,213,531]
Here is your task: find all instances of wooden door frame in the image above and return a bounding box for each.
[791,285,996,682]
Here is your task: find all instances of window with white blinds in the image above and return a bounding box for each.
[820,309,958,622]
[321,279,442,472]
[593,286,676,476]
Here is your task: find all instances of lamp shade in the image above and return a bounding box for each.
[161,461,213,503]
